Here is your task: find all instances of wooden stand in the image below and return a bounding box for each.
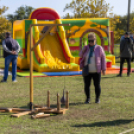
[0,91,69,118]
[34,91,69,114]
[0,23,70,119]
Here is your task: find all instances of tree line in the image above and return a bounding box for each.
[0,0,134,44]
[0,4,34,44]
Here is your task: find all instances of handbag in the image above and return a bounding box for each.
[82,65,89,77]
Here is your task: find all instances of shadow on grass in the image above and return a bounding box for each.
[49,102,84,108]
[69,102,84,106]
[32,102,85,108]
[102,76,117,79]
[72,119,134,127]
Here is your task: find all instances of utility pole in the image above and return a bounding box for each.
[127,0,131,32]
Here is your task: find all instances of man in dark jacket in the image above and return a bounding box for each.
[117,32,133,77]
[1,32,20,82]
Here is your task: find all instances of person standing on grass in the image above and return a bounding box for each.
[1,32,20,83]
[79,32,106,104]
[117,32,133,77]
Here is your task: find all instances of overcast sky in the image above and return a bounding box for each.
[1,0,134,17]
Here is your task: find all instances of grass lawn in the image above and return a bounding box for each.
[1,58,134,134]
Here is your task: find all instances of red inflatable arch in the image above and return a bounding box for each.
[30,7,60,20]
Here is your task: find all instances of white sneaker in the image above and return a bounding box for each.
[12,80,17,83]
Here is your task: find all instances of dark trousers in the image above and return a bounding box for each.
[83,72,101,100]
[119,57,131,75]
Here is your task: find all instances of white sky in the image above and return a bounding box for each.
[0,0,134,17]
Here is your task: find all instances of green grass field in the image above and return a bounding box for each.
[1,46,134,134]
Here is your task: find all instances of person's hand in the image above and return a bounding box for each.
[102,70,105,75]
[12,51,17,55]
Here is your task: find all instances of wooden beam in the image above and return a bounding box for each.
[34,105,47,108]
[0,108,12,112]
[35,108,68,114]
[31,25,53,51]
[11,111,32,118]
[30,25,33,110]
[0,110,6,112]
[65,91,69,109]
[47,90,50,108]
[11,108,30,113]
[57,93,61,112]
[31,113,50,119]
[0,108,30,113]
[31,23,70,51]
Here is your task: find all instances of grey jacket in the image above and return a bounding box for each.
[120,38,133,58]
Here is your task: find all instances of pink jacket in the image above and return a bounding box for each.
[79,45,106,73]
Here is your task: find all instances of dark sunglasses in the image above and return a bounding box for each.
[88,40,95,43]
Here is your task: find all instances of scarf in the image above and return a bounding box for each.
[88,45,96,64]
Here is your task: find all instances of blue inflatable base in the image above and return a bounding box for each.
[43,71,82,76]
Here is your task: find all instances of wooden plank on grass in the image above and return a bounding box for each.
[11,108,30,112]
[0,110,6,112]
[11,111,32,118]
[0,108,12,112]
[35,108,68,114]
[31,112,50,119]
[34,105,47,108]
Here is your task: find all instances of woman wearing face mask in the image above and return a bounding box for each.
[80,33,106,104]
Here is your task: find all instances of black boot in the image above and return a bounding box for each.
[95,98,100,104]
[116,74,122,77]
[85,98,90,104]
[127,73,130,77]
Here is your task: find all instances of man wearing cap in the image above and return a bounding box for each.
[1,32,20,82]
[117,32,133,77]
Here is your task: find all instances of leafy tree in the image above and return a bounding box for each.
[62,13,73,19]
[129,18,134,34]
[6,14,17,28]
[129,11,134,34]
[14,6,34,20]
[108,15,122,43]
[111,12,134,43]
[85,0,113,18]
[7,6,34,21]
[63,0,113,18]
[63,0,86,18]
[0,1,11,44]
[6,6,34,34]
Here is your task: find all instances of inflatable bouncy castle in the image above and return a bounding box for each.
[13,7,115,72]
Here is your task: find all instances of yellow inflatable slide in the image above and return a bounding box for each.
[13,8,80,72]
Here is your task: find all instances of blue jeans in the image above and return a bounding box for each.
[4,55,17,81]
